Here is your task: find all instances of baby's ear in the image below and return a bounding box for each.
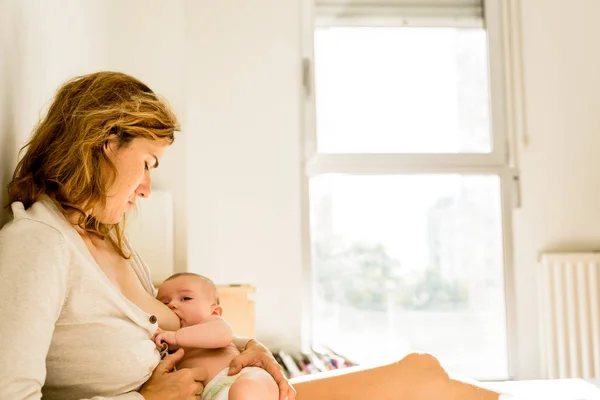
[211,305,223,317]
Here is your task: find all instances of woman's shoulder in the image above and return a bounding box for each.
[2,197,68,243]
[0,199,69,273]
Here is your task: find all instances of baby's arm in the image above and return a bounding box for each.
[155,316,234,349]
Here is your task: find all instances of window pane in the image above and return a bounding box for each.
[310,174,508,379]
[314,27,492,154]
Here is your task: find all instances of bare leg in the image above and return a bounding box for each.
[291,353,500,400]
[229,367,279,400]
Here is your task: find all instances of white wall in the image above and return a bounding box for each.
[511,0,600,379]
[185,1,304,349]
[0,0,106,225]
[0,0,20,227]
[102,0,188,271]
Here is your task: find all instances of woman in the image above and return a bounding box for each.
[0,71,500,400]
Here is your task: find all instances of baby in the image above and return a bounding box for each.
[154,273,278,400]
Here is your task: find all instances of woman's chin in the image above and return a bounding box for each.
[94,212,124,225]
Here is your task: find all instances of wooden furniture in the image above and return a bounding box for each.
[217,284,256,338]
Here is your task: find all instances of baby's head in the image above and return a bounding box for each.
[157,273,222,327]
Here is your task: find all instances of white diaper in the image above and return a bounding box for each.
[201,367,265,400]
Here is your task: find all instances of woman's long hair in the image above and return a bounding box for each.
[8,71,180,257]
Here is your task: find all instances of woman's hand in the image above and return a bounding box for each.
[228,339,296,400]
[139,349,206,400]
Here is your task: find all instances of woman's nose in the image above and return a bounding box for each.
[136,175,152,198]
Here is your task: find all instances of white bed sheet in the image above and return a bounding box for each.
[480,378,600,400]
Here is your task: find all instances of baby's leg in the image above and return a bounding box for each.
[228,367,279,400]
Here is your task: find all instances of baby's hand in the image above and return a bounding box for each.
[153,328,178,347]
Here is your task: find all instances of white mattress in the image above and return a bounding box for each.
[480,378,600,400]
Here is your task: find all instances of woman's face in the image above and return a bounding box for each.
[98,136,170,224]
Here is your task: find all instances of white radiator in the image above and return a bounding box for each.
[538,253,600,379]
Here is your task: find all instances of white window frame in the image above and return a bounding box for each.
[300,0,520,379]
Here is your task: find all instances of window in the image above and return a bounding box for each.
[304,0,513,379]
[315,27,491,154]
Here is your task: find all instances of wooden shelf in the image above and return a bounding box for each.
[217,284,256,338]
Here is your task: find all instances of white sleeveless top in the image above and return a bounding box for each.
[0,196,160,400]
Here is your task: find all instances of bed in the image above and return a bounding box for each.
[456,375,600,400]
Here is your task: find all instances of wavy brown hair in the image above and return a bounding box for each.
[7,71,180,257]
